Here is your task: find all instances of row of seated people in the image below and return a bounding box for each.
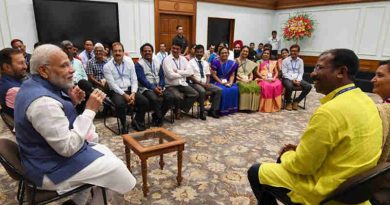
[0,40,312,134]
[94,41,313,134]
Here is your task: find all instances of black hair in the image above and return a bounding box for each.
[241,45,250,51]
[320,48,360,79]
[218,46,229,56]
[290,44,300,52]
[281,48,289,54]
[112,42,125,51]
[172,39,182,48]
[140,43,154,53]
[84,39,93,45]
[0,48,22,69]
[379,60,390,72]
[195,44,204,51]
[264,43,272,50]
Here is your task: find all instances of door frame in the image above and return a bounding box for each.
[154,0,197,51]
[207,17,235,49]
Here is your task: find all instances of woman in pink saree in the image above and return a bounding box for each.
[255,48,283,112]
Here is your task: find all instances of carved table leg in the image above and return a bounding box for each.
[176,147,183,186]
[159,137,164,170]
[141,157,149,197]
[124,144,131,172]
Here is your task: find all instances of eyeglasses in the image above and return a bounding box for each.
[314,64,334,71]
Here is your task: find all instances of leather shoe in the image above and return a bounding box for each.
[292,102,299,110]
[132,121,146,131]
[199,113,207,120]
[175,110,182,120]
[285,103,292,111]
[208,110,220,118]
[152,117,163,127]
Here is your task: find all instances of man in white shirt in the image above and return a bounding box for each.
[14,44,136,205]
[282,44,312,111]
[188,45,222,120]
[156,43,169,64]
[162,40,198,119]
[103,42,149,133]
[79,39,95,69]
[268,31,281,58]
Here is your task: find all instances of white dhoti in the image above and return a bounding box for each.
[41,144,136,205]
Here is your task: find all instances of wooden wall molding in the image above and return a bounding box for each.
[197,0,388,10]
[197,0,275,10]
[300,55,380,73]
[275,0,389,10]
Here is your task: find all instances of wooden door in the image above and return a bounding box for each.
[158,14,192,52]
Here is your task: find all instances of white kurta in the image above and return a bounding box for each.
[26,96,136,204]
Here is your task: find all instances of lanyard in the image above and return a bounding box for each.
[333,86,357,99]
[240,59,248,74]
[173,58,180,70]
[114,62,125,80]
[291,59,298,72]
[145,60,156,75]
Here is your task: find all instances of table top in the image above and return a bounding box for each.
[122,128,185,153]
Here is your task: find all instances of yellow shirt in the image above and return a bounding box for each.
[259,84,383,205]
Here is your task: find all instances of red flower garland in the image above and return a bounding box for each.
[283,13,315,43]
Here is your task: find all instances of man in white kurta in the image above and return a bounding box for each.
[15,44,136,205]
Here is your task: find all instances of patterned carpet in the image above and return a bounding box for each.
[0,90,381,205]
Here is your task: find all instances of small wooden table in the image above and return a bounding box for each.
[122,128,186,196]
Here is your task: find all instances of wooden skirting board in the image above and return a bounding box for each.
[300,55,380,73]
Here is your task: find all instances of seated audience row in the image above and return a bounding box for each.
[0,40,312,133]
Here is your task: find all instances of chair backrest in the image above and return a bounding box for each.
[0,138,26,181]
[320,162,390,204]
[0,109,15,132]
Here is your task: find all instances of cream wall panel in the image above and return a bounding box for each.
[381,8,390,57]
[358,7,386,56]
[275,1,390,60]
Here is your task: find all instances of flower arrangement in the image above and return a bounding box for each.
[282,13,315,44]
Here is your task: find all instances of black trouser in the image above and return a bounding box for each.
[110,92,149,127]
[189,83,222,112]
[271,50,278,59]
[142,89,175,120]
[282,78,312,104]
[166,85,199,113]
[247,164,293,205]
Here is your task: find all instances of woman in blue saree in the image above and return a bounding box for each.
[210,47,239,116]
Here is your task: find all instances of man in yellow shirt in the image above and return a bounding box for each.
[247,48,383,205]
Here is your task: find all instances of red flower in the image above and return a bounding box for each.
[282,13,315,41]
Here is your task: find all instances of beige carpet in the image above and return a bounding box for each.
[0,90,381,205]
